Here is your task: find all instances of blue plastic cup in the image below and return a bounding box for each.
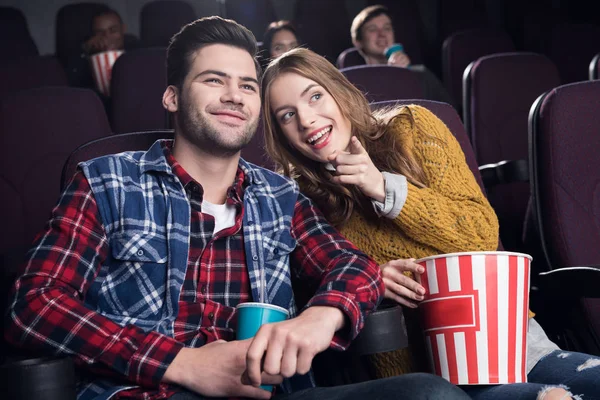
[236,302,289,391]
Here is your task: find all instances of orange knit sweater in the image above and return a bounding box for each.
[338,105,500,377]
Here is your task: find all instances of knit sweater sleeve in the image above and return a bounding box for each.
[387,105,499,253]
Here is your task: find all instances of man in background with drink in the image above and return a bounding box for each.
[350,4,455,107]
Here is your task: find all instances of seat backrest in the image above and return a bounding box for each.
[0,6,38,63]
[464,52,560,164]
[294,0,352,62]
[336,48,366,69]
[529,80,600,268]
[110,48,169,134]
[590,53,600,80]
[0,87,111,267]
[371,99,483,191]
[61,130,175,190]
[341,65,424,102]
[463,52,560,250]
[140,0,197,47]
[55,2,109,67]
[442,28,515,110]
[225,0,277,42]
[0,56,67,97]
[547,23,600,84]
[372,99,502,251]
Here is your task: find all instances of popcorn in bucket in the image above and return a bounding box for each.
[415,251,532,385]
[89,50,124,96]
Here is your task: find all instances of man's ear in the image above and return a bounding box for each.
[352,38,361,50]
[163,85,179,112]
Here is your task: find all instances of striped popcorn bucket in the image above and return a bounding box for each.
[415,251,532,385]
[89,50,124,97]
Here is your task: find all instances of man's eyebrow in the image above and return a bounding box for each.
[193,70,258,86]
[240,76,259,85]
[273,83,319,114]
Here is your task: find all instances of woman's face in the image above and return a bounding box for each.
[269,30,299,58]
[268,72,352,163]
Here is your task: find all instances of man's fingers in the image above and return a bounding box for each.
[246,332,269,387]
[279,341,299,378]
[262,328,285,376]
[295,346,315,376]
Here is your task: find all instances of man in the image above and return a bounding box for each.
[5,17,469,400]
[82,8,127,55]
[67,8,138,90]
[350,5,455,107]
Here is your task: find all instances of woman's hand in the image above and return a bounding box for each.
[381,259,427,308]
[328,136,385,202]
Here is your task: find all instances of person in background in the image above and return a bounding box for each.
[82,8,127,55]
[261,47,600,400]
[67,7,139,91]
[5,16,470,400]
[349,5,455,107]
[263,20,300,59]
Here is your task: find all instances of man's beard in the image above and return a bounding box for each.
[176,94,258,158]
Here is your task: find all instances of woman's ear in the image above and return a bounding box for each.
[162,85,179,112]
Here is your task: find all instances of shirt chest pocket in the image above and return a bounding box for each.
[264,230,296,264]
[95,233,169,324]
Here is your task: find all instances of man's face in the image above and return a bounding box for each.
[356,14,395,59]
[174,44,261,157]
[92,13,125,50]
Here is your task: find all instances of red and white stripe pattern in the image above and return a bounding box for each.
[90,50,124,96]
[416,253,531,385]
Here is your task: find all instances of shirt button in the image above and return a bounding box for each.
[201,285,207,294]
[137,250,144,256]
[273,248,279,255]
[208,312,215,321]
[252,255,258,261]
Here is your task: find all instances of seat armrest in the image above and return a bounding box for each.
[479,159,529,188]
[349,303,408,355]
[539,266,600,298]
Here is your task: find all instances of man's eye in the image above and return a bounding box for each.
[242,84,257,92]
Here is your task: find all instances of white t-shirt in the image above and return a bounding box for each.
[202,200,237,235]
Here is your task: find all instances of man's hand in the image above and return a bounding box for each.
[245,306,344,387]
[163,339,282,399]
[388,51,411,68]
[82,35,110,54]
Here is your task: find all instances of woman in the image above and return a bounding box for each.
[263,20,299,60]
[261,48,599,400]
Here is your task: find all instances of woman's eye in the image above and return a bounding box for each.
[281,111,295,122]
[310,93,322,102]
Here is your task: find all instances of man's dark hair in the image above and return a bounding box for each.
[92,7,123,27]
[262,20,299,58]
[351,5,392,43]
[167,16,261,89]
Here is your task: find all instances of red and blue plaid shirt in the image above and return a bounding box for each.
[5,144,383,399]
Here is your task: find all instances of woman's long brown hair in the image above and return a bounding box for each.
[261,48,426,227]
